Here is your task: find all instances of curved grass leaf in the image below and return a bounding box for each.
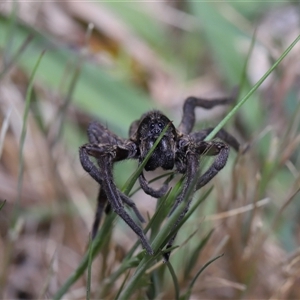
[165,261,180,300]
[205,33,300,141]
[0,200,6,211]
[182,254,224,300]
[184,229,214,278]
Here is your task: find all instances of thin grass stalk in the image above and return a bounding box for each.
[205,34,300,142]
[38,250,57,299]
[0,200,6,211]
[122,123,170,194]
[183,254,224,300]
[237,27,257,96]
[0,50,44,298]
[119,171,208,299]
[0,107,12,159]
[50,23,94,146]
[0,34,34,81]
[16,51,45,219]
[3,1,18,67]
[114,271,131,300]
[86,234,93,300]
[165,261,180,300]
[53,212,115,300]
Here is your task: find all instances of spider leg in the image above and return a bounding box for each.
[105,193,145,220]
[92,187,107,239]
[179,92,236,134]
[164,141,229,261]
[80,144,153,254]
[120,193,145,223]
[97,155,153,255]
[163,152,199,261]
[191,127,239,151]
[139,171,169,198]
[195,141,229,190]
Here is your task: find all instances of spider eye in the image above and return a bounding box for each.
[158,122,163,128]
[150,123,155,129]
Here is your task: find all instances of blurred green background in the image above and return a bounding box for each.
[0,1,299,299]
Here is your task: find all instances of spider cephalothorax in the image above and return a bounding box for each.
[79,94,240,260]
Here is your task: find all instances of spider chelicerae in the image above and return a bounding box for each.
[79,93,240,260]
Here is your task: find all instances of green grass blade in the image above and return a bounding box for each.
[114,271,130,300]
[184,229,214,278]
[122,123,170,194]
[86,234,93,300]
[119,176,203,299]
[119,200,188,299]
[161,187,213,250]
[183,254,224,300]
[0,34,33,81]
[0,107,12,159]
[53,212,115,300]
[205,34,300,141]
[16,50,45,220]
[165,261,180,300]
[0,200,6,211]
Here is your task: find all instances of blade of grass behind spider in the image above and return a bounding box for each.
[205,34,300,142]
[0,200,6,211]
[184,228,214,278]
[119,172,210,299]
[149,177,184,241]
[119,200,189,299]
[165,261,180,300]
[122,123,170,195]
[161,187,213,251]
[99,180,183,297]
[181,254,224,300]
[0,107,12,159]
[125,176,184,259]
[86,234,93,300]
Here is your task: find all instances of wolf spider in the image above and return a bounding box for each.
[79,93,240,260]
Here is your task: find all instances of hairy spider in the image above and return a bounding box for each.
[79,94,240,260]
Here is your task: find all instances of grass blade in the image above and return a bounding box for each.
[184,229,214,278]
[16,50,45,217]
[165,261,180,300]
[53,212,115,300]
[114,270,130,300]
[122,123,170,194]
[205,34,300,141]
[0,200,6,211]
[86,234,93,300]
[183,254,224,300]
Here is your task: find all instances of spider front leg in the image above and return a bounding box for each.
[97,155,154,255]
[80,144,153,255]
[164,141,229,261]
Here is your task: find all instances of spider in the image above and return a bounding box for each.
[79,94,240,260]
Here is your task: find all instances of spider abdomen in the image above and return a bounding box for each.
[143,137,175,171]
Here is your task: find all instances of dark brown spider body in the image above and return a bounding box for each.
[79,93,240,260]
[131,110,178,171]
